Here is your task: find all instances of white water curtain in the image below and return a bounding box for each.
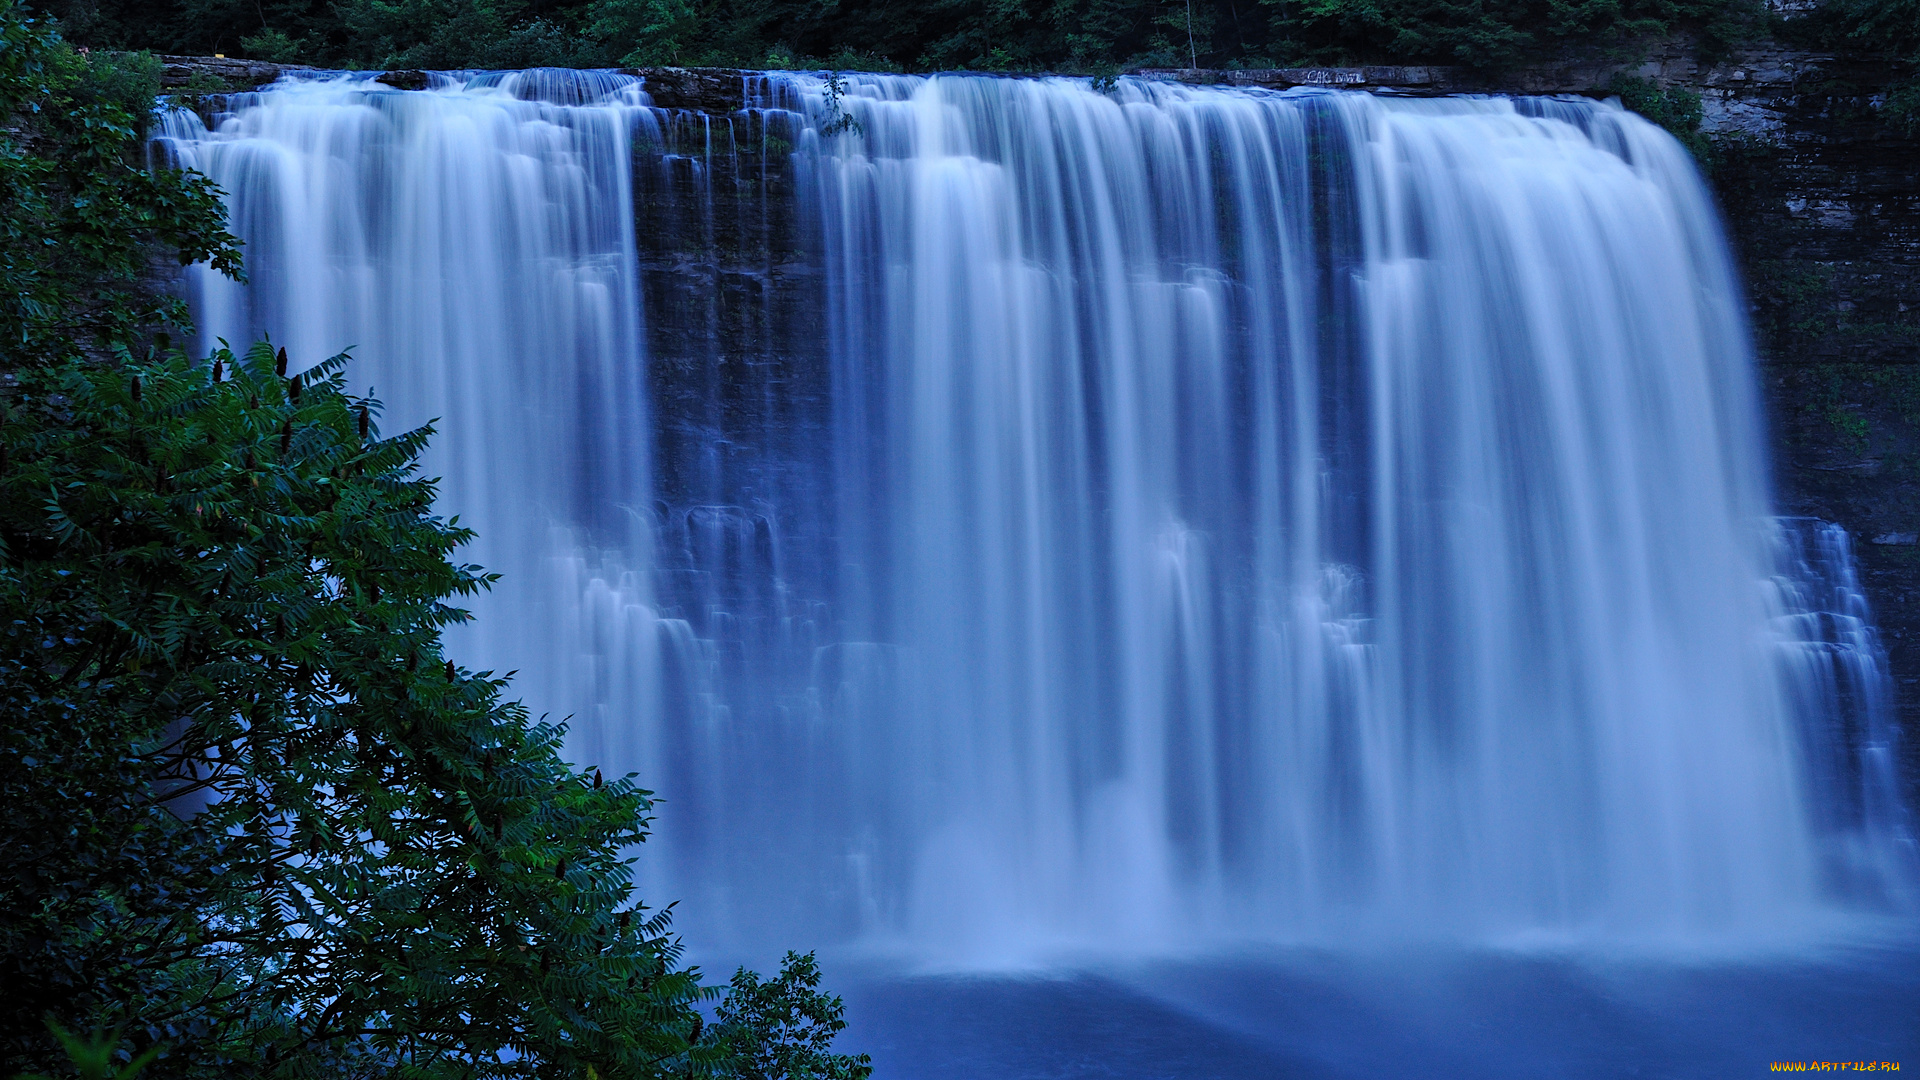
[165,72,1912,959]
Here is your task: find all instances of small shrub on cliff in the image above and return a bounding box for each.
[1817,0,1920,132]
[1601,73,1713,164]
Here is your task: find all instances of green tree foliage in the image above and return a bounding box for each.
[5,338,721,1077]
[1272,0,1763,68]
[0,6,870,1077]
[712,954,868,1080]
[0,19,238,363]
[586,0,707,66]
[17,1024,165,1080]
[330,0,601,69]
[31,0,1766,72]
[1601,72,1712,163]
[1789,0,1920,132]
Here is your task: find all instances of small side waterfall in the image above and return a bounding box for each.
[1772,519,1914,903]
[162,71,1914,957]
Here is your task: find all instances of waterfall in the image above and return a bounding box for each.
[155,72,663,778]
[162,71,1914,956]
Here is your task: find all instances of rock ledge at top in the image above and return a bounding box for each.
[157,56,744,111]
[157,46,1900,141]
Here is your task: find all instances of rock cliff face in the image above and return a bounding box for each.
[160,53,1920,787]
[1676,47,1920,785]
[628,95,840,627]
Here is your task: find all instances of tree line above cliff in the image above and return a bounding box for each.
[34,0,1779,73]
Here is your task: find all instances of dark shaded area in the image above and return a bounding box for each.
[1711,62,1920,798]
[31,0,1764,74]
[629,88,872,941]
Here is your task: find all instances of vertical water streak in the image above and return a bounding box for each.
[1772,518,1917,906]
[796,75,1332,948]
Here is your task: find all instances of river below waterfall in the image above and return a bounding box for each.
[827,935,1920,1077]
[155,66,1918,1071]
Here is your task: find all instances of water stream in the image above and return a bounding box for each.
[157,72,1915,969]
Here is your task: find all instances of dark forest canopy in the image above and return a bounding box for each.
[35,0,1774,73]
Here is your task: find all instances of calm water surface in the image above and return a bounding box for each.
[830,938,1920,1079]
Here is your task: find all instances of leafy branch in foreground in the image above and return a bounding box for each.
[0,9,239,363]
[3,341,708,1077]
[14,1022,163,1080]
[0,5,869,1077]
[714,952,870,1080]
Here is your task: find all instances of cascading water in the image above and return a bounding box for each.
[1772,518,1913,903]
[793,77,1913,948]
[155,72,663,778]
[161,71,1914,959]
